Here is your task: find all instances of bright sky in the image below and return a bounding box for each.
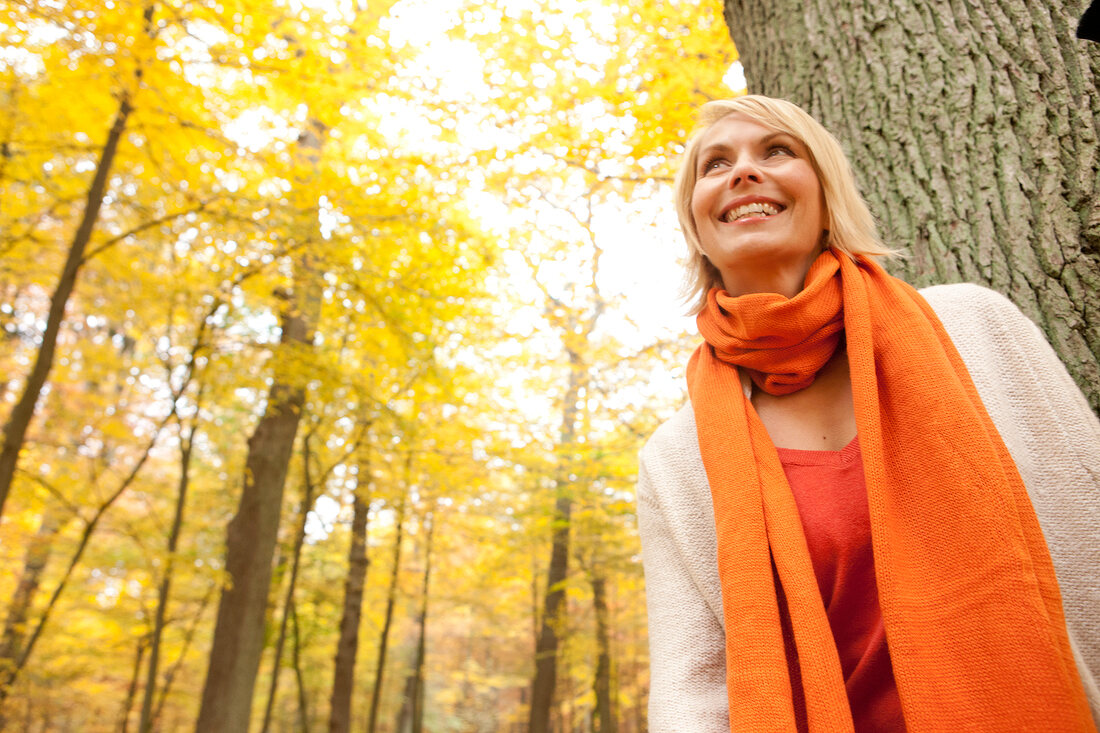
[379,0,743,337]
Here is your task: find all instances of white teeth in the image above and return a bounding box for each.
[723,202,781,222]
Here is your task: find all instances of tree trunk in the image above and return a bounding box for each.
[590,572,616,733]
[194,284,318,733]
[366,489,409,733]
[260,434,319,733]
[0,513,60,692]
[722,0,1100,410]
[291,598,311,733]
[410,511,434,733]
[119,635,148,733]
[528,348,583,733]
[139,420,198,733]
[394,672,416,733]
[0,3,154,520]
[328,451,372,733]
[194,93,325,728]
[150,583,216,731]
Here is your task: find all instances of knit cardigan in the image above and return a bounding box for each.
[636,283,1100,731]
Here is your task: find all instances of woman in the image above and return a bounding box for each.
[637,95,1100,732]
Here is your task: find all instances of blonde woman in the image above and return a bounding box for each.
[637,95,1100,731]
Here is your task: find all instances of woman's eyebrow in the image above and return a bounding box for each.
[760,131,796,145]
[699,131,795,159]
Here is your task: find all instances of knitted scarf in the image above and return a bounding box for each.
[686,250,1095,731]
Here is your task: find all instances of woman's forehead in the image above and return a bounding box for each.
[697,115,799,152]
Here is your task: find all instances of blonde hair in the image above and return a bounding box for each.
[674,95,897,313]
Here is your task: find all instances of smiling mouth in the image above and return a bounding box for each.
[721,202,783,223]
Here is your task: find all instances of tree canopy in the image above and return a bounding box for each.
[0,0,734,729]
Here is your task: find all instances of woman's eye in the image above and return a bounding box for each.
[766,145,794,157]
[702,159,727,174]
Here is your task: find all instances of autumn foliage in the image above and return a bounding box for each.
[0,0,734,730]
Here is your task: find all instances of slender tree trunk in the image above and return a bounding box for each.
[328,450,372,733]
[722,0,1100,410]
[528,350,583,733]
[366,489,409,733]
[410,512,434,733]
[291,598,311,733]
[139,420,198,733]
[0,513,60,690]
[395,672,416,733]
[150,583,216,731]
[260,435,319,733]
[0,4,154,520]
[629,602,644,733]
[119,635,149,733]
[590,572,616,733]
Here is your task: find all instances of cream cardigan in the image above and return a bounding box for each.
[637,284,1100,731]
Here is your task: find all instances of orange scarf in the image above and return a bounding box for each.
[687,250,1095,731]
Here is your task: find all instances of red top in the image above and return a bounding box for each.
[776,436,906,733]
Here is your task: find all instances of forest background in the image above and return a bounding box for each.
[0,0,1097,732]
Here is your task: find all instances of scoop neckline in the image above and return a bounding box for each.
[774,434,861,466]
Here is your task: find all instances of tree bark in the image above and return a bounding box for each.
[328,450,372,733]
[722,0,1100,409]
[366,487,409,733]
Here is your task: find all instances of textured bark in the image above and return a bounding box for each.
[328,452,372,733]
[722,0,1100,409]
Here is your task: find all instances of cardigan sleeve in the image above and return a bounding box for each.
[637,410,731,732]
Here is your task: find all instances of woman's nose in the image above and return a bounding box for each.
[727,157,762,188]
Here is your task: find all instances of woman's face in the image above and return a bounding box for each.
[690,114,826,296]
